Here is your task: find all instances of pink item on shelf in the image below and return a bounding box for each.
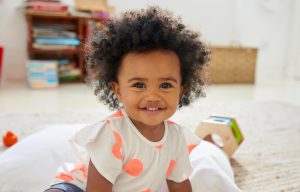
[27,2,68,12]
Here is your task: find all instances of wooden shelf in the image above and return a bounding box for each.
[25,10,101,83]
[25,9,106,21]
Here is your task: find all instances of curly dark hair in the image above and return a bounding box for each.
[85,6,211,110]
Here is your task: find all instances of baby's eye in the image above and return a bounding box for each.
[160,82,172,89]
[133,82,145,89]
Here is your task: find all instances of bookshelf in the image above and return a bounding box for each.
[25,10,102,83]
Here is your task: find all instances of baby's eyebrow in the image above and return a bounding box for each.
[127,77,178,83]
[128,77,147,83]
[159,77,178,83]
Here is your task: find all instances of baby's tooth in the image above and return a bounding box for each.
[147,107,158,111]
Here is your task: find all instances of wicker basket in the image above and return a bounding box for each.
[207,46,258,84]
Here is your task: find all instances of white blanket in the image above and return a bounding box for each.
[0,124,240,192]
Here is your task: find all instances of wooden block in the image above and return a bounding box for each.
[195,116,244,158]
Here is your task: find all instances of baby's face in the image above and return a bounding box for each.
[112,50,185,130]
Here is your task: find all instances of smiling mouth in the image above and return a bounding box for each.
[141,107,165,111]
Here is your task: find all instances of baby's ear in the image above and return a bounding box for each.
[111,82,122,102]
[180,84,188,98]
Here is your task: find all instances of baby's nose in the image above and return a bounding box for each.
[145,91,161,101]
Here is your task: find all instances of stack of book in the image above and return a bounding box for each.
[25,0,69,16]
[27,60,59,89]
[32,23,80,50]
[58,60,81,81]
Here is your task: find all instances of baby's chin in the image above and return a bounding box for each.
[129,116,165,130]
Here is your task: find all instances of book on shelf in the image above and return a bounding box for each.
[33,29,76,38]
[25,9,69,16]
[34,37,80,46]
[58,60,81,81]
[26,1,68,12]
[33,43,77,50]
[59,69,81,81]
[32,23,79,49]
[33,23,77,31]
[27,60,59,89]
[24,0,69,16]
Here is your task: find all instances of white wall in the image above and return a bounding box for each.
[0,0,28,82]
[236,0,292,82]
[286,0,300,79]
[109,0,238,46]
[0,0,298,83]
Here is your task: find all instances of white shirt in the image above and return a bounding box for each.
[55,109,193,192]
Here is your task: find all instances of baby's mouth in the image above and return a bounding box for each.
[140,107,165,111]
[145,107,159,111]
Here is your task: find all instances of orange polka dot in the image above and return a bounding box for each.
[113,131,122,144]
[113,110,123,117]
[56,172,74,182]
[112,143,122,160]
[188,144,197,154]
[142,189,152,192]
[156,144,163,149]
[167,120,176,124]
[101,119,113,124]
[112,131,122,160]
[70,163,88,178]
[166,160,176,177]
[123,159,143,176]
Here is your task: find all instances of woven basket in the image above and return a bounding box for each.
[207,46,258,84]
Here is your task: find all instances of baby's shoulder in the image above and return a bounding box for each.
[164,120,188,145]
[166,119,202,149]
[71,110,126,145]
[166,120,184,134]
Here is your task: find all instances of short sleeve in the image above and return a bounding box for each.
[166,128,193,183]
[70,121,123,184]
[181,126,201,146]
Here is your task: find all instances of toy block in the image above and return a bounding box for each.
[195,116,244,158]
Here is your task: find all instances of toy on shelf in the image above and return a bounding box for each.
[195,116,244,158]
[2,131,18,147]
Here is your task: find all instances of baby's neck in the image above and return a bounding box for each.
[130,119,165,142]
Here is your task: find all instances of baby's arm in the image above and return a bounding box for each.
[86,160,112,192]
[166,179,192,192]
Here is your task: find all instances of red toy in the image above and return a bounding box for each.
[3,131,18,147]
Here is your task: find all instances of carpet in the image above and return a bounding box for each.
[0,101,299,191]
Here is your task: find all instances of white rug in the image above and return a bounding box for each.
[0,101,299,191]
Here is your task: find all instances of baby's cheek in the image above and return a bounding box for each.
[169,98,180,110]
